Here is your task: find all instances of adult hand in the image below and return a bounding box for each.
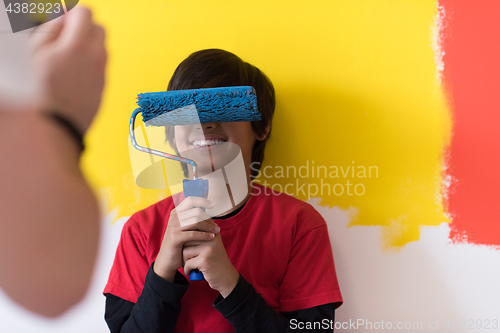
[154,196,221,283]
[29,6,107,134]
[182,232,240,298]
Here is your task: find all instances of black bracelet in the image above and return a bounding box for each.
[45,112,85,153]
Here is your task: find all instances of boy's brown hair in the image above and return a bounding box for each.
[166,49,275,178]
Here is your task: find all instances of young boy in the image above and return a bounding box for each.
[104,49,343,332]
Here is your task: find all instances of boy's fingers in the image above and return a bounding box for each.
[176,230,215,245]
[176,196,214,212]
[178,217,201,228]
[180,219,220,234]
[184,256,203,277]
[177,207,209,221]
[182,245,203,263]
[178,217,215,228]
[177,208,213,227]
[183,240,204,247]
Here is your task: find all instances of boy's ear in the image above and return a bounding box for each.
[256,122,271,141]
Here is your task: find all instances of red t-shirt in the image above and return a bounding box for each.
[104,182,342,332]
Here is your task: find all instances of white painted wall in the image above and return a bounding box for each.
[0,201,498,332]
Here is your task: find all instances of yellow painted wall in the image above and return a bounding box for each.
[80,0,451,250]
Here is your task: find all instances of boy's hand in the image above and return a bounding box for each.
[183,234,240,298]
[154,197,220,283]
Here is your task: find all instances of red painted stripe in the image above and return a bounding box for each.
[440,0,500,246]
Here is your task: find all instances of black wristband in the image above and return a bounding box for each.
[45,112,85,153]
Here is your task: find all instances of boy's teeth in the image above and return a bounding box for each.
[191,139,225,147]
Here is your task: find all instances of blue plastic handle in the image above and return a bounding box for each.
[183,178,209,199]
[183,178,209,281]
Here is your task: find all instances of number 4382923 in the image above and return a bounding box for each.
[6,2,62,14]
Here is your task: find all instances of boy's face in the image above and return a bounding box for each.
[174,121,261,181]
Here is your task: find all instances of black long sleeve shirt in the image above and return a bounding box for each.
[105,265,338,332]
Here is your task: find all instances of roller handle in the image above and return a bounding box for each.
[183,178,209,281]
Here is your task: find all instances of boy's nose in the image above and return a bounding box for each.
[202,122,217,130]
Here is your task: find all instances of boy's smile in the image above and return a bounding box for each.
[189,133,228,150]
[174,121,260,182]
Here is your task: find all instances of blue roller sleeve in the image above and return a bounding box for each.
[137,86,261,126]
[183,178,209,281]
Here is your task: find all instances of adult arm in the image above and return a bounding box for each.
[0,110,100,317]
[0,7,106,317]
